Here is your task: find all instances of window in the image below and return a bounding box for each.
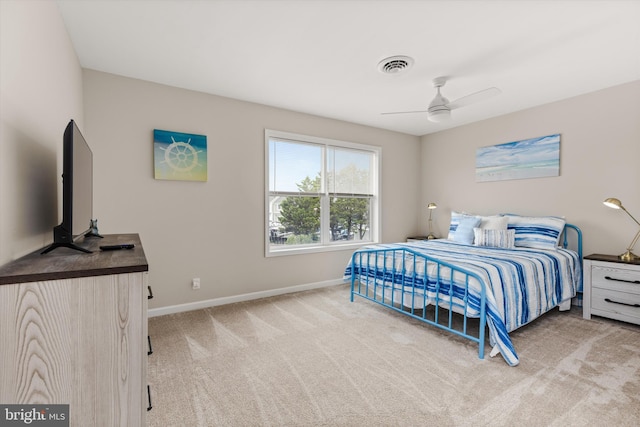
[265,129,380,256]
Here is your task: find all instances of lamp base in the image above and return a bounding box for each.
[427,234,437,240]
[619,250,640,262]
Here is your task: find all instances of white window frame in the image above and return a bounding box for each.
[265,129,381,257]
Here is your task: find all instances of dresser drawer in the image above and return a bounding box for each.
[591,265,640,294]
[591,287,640,324]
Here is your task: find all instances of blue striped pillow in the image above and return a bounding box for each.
[474,228,515,248]
[504,215,565,249]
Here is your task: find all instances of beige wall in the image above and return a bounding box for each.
[82,70,421,310]
[0,0,83,265]
[421,80,640,257]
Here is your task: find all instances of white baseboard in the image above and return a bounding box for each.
[148,278,346,317]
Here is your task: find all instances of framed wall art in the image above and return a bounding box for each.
[476,134,560,182]
[153,129,207,181]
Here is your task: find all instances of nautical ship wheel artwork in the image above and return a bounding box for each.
[161,137,201,173]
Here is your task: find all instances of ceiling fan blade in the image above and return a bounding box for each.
[447,87,501,110]
[381,110,428,115]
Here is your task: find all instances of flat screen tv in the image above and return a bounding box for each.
[42,119,99,254]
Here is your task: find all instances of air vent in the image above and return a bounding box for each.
[377,55,414,74]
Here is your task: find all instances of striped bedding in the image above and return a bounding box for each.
[344,239,581,366]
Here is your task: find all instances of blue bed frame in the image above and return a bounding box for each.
[349,224,582,361]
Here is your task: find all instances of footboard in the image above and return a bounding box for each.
[349,247,489,359]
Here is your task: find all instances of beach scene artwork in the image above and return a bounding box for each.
[154,129,207,181]
[476,134,560,182]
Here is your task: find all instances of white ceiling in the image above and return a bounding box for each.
[56,0,640,136]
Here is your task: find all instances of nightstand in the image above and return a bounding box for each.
[407,236,429,242]
[583,254,640,325]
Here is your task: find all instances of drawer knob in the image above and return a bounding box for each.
[604,275,640,285]
[604,298,640,308]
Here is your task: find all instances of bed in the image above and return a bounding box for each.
[344,213,583,366]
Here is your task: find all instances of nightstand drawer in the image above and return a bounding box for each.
[591,287,640,323]
[591,266,640,294]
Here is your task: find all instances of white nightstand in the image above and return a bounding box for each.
[583,254,640,326]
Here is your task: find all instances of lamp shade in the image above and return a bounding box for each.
[427,203,437,210]
[603,198,623,209]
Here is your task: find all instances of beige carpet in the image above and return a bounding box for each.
[147,284,640,426]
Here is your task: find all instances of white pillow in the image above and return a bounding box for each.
[479,215,508,230]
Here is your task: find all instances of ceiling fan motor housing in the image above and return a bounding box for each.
[427,107,451,122]
[428,91,451,122]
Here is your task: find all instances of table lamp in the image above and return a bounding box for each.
[603,197,640,262]
[427,202,437,239]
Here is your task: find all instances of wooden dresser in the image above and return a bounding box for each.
[0,234,149,426]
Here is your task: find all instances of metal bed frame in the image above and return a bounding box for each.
[349,224,582,361]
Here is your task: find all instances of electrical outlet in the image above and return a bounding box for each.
[192,277,201,290]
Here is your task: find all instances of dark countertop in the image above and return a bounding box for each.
[584,253,640,266]
[0,234,148,285]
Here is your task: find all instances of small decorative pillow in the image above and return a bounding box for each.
[453,216,482,245]
[503,214,566,249]
[448,211,478,240]
[474,228,515,248]
[479,215,508,230]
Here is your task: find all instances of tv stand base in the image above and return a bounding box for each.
[41,242,92,255]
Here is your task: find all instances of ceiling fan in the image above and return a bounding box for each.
[382,77,501,122]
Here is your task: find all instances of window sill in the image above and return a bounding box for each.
[266,241,375,257]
